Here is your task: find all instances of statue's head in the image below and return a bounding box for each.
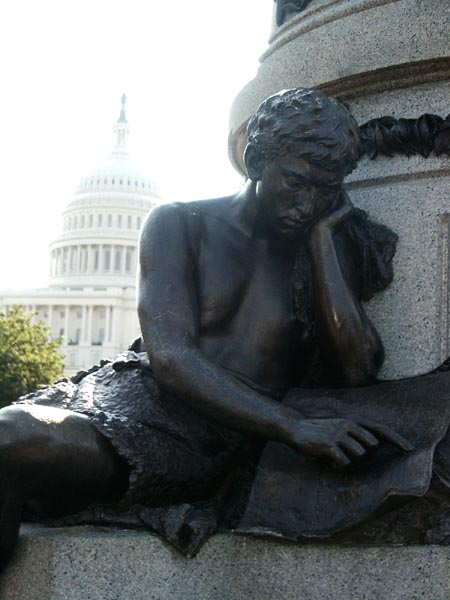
[244,88,361,183]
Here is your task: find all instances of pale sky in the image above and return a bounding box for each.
[0,0,274,290]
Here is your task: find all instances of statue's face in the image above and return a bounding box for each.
[256,152,342,235]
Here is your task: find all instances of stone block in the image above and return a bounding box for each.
[1,525,450,599]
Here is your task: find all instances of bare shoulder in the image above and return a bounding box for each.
[139,203,190,254]
[141,196,237,245]
[141,201,187,233]
[182,196,237,223]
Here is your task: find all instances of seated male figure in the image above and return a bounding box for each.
[0,89,414,569]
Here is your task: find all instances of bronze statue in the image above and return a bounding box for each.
[1,88,450,568]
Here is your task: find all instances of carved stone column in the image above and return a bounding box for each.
[229,0,450,379]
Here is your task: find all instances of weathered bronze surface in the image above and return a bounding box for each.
[1,88,450,568]
[239,370,450,541]
[360,113,450,159]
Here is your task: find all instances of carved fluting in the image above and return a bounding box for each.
[359,113,450,160]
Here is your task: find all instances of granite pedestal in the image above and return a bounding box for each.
[229,0,450,380]
[1,525,449,600]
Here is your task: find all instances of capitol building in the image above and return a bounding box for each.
[0,97,160,374]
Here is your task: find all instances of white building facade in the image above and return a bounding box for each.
[0,97,160,374]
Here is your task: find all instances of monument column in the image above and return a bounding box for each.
[229,0,450,380]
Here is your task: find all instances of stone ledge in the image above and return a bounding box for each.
[0,525,449,600]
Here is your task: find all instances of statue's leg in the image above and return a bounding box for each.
[0,404,127,570]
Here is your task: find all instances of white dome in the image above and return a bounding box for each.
[77,153,160,198]
[76,95,159,199]
[48,95,160,289]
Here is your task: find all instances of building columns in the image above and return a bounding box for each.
[86,306,93,344]
[111,306,118,345]
[81,306,87,343]
[87,246,93,274]
[106,305,112,343]
[98,245,104,273]
[64,307,70,343]
[47,305,53,329]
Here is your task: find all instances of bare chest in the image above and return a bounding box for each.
[194,226,300,343]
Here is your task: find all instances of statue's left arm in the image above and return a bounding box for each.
[309,194,384,386]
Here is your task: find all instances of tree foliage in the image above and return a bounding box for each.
[0,305,65,408]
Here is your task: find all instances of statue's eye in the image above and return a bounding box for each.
[319,185,340,198]
[285,177,307,190]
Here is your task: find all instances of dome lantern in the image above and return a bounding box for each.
[48,96,160,289]
[112,93,130,156]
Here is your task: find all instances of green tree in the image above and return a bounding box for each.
[0,305,65,408]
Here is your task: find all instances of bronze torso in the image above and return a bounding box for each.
[181,198,308,391]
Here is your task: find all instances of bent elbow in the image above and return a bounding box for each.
[341,366,376,387]
[150,350,180,390]
[341,337,384,387]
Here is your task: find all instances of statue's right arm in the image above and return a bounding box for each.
[137,203,300,443]
[137,204,411,466]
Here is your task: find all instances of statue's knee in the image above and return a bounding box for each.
[0,406,47,462]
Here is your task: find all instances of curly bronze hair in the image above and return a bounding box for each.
[246,88,362,178]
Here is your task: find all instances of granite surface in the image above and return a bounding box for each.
[337,82,450,379]
[348,160,450,379]
[1,525,450,599]
[229,0,450,142]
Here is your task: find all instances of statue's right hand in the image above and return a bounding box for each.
[285,417,414,468]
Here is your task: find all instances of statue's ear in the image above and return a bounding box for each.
[244,143,264,181]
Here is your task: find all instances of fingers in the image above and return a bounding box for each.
[327,416,413,468]
[327,419,413,469]
[356,418,414,452]
[327,445,351,468]
[347,424,379,448]
[318,203,352,230]
[338,435,367,458]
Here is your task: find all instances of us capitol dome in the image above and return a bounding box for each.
[0,96,160,374]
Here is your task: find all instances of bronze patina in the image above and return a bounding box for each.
[2,88,450,568]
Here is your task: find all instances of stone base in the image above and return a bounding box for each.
[1,526,450,599]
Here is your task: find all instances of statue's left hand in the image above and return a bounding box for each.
[312,192,353,235]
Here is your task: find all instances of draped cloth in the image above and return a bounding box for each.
[238,371,450,540]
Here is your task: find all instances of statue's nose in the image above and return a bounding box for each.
[294,192,315,217]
